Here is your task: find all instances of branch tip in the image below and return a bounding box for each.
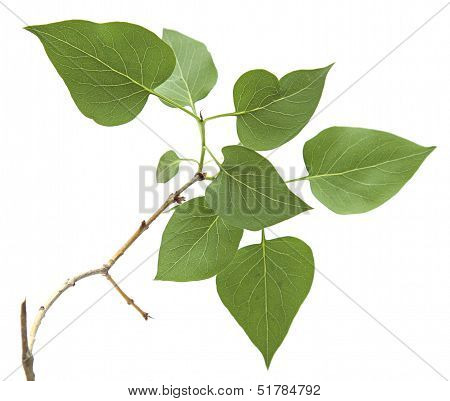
[104,273,150,321]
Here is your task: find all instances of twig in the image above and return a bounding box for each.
[104,272,150,320]
[28,267,106,352]
[22,172,205,379]
[21,300,35,381]
[100,172,205,274]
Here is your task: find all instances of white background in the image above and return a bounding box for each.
[0,0,449,399]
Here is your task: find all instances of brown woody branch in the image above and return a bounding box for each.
[21,172,205,380]
[104,272,150,320]
[21,300,35,381]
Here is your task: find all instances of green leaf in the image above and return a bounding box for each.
[26,20,176,126]
[303,127,435,214]
[156,150,181,183]
[217,235,314,367]
[155,29,218,110]
[156,197,243,281]
[233,65,332,151]
[205,146,311,231]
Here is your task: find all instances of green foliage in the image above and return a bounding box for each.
[156,150,181,183]
[205,146,311,231]
[26,20,176,126]
[155,29,218,110]
[233,66,332,150]
[217,235,314,367]
[28,20,435,369]
[303,127,435,214]
[156,197,242,281]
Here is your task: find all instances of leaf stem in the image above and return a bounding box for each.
[204,173,218,181]
[190,99,198,116]
[180,158,200,165]
[204,111,243,122]
[285,175,309,183]
[150,89,200,121]
[205,145,223,169]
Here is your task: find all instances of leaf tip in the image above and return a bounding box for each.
[264,355,273,369]
[323,62,335,73]
[423,145,436,159]
[153,274,163,281]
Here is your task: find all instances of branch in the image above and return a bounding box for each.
[22,172,205,378]
[100,172,206,274]
[28,266,105,352]
[21,300,35,381]
[104,272,150,320]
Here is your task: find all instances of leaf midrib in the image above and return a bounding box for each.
[161,53,196,111]
[220,164,304,209]
[261,234,269,364]
[175,62,196,111]
[307,149,432,180]
[158,159,180,177]
[31,28,160,98]
[237,69,328,116]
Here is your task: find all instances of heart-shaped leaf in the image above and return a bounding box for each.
[26,20,176,126]
[156,150,181,183]
[205,146,311,231]
[155,29,218,110]
[303,127,435,214]
[233,65,332,151]
[217,235,315,367]
[156,197,243,281]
